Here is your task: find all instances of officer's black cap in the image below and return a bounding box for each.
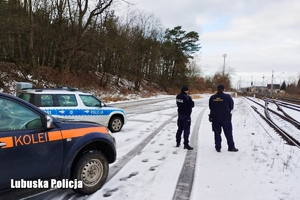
[181,86,189,92]
[217,84,225,90]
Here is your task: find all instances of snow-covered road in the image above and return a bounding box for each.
[13,94,300,200]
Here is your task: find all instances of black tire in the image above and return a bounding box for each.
[72,151,108,195]
[108,116,123,132]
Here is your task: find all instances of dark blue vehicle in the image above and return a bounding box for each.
[0,92,116,195]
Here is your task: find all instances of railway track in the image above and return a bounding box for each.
[275,101,300,112]
[251,93,300,105]
[271,100,300,129]
[245,97,300,148]
[276,97,300,105]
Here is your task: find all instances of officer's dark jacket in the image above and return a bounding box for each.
[176,92,194,116]
[209,92,234,122]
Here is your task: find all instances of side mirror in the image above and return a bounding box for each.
[101,102,107,107]
[46,115,53,128]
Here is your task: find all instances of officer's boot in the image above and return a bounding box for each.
[176,140,180,147]
[184,144,193,150]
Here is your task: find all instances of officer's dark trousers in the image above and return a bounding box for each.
[212,121,235,150]
[176,115,191,146]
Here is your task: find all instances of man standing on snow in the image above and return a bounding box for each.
[176,86,194,150]
[209,84,238,152]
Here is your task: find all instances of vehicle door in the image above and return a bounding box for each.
[43,94,82,121]
[0,96,63,190]
[78,94,107,125]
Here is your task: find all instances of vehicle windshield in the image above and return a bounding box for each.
[0,98,43,131]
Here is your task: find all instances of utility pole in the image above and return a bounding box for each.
[270,70,274,97]
[270,71,285,97]
[223,54,226,77]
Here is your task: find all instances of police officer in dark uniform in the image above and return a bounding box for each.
[176,86,194,150]
[209,84,238,152]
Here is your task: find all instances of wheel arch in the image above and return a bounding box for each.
[109,113,125,124]
[60,134,116,179]
[69,141,114,179]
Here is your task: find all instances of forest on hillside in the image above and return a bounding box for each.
[1,0,299,97]
[0,0,236,93]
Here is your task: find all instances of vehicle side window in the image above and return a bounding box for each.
[41,94,54,107]
[0,97,43,132]
[18,93,32,103]
[57,94,77,107]
[79,95,101,107]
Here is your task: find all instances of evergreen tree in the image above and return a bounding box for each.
[280,81,287,91]
[163,26,201,87]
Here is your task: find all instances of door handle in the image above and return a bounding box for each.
[0,142,7,147]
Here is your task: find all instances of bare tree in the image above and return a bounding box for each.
[0,0,206,92]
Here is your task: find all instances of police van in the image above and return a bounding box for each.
[0,92,116,195]
[16,83,126,132]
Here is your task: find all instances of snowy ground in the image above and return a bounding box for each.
[20,93,300,200]
[191,95,300,200]
[88,94,300,200]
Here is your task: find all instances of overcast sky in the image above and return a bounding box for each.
[116,0,300,87]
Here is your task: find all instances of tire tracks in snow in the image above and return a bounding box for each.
[23,113,178,200]
[22,101,206,200]
[100,107,207,199]
[22,99,177,200]
[107,113,178,181]
[173,107,207,200]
